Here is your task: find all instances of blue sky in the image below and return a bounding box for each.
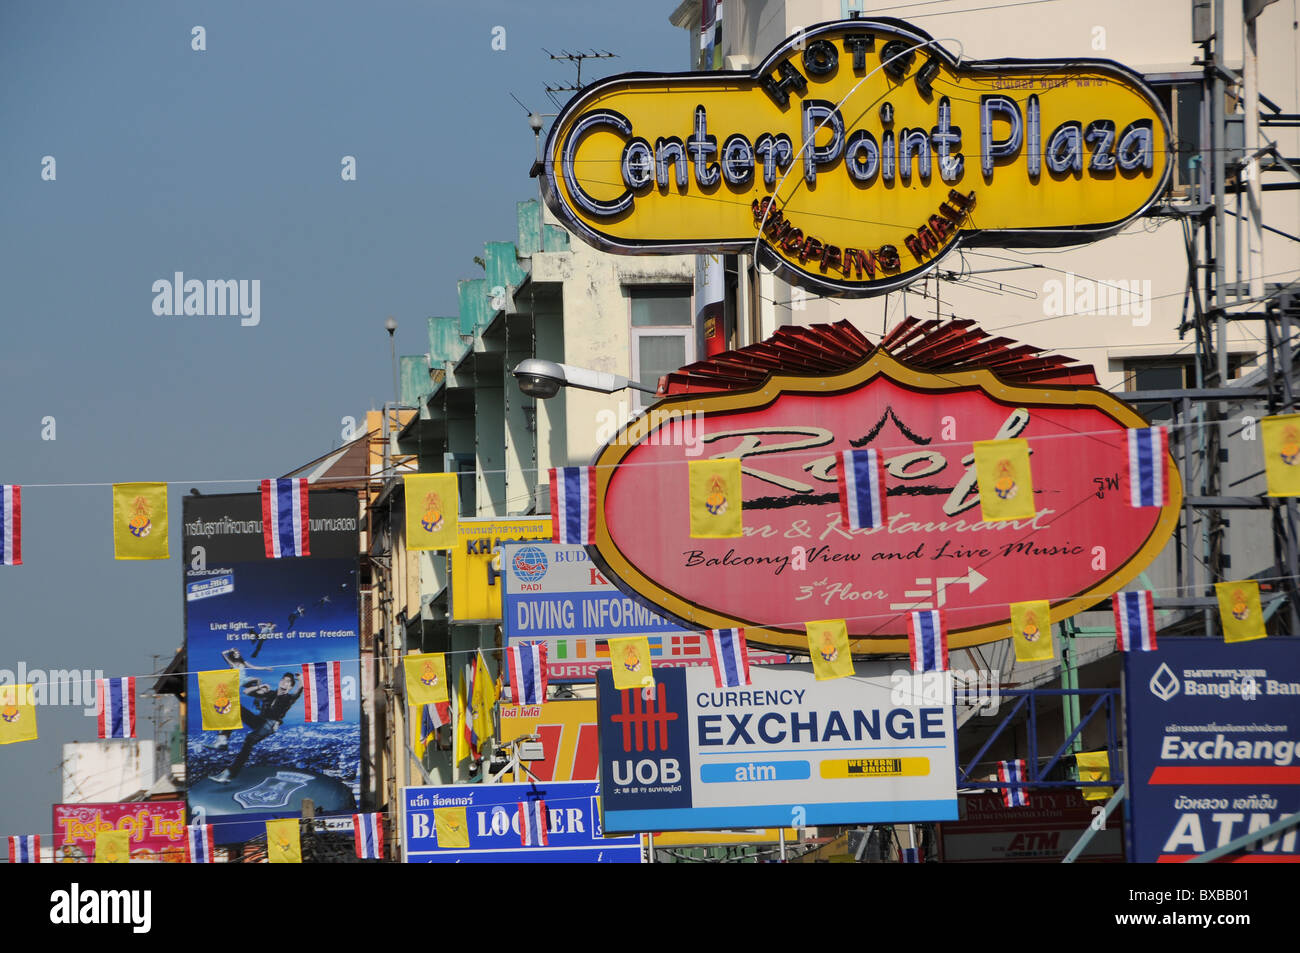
[0,0,685,838]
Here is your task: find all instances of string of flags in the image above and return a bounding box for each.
[908,611,948,673]
[187,824,215,864]
[519,800,548,848]
[707,628,751,688]
[96,677,135,740]
[1,418,1297,560]
[506,642,548,705]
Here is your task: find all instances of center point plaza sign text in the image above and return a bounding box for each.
[596,664,957,833]
[589,349,1181,656]
[541,18,1170,296]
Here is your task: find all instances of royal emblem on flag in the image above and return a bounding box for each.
[1,704,19,723]
[1280,424,1300,466]
[420,660,439,687]
[128,496,152,538]
[1230,589,1250,621]
[993,460,1017,500]
[818,630,839,662]
[704,475,728,516]
[421,493,444,533]
[622,643,642,672]
[1020,609,1043,642]
[212,683,233,715]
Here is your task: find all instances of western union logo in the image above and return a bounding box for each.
[820,757,931,779]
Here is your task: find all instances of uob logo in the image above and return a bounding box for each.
[608,681,681,787]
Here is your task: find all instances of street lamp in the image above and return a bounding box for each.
[511,358,659,399]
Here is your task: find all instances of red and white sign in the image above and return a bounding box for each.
[938,792,1124,863]
[591,345,1180,655]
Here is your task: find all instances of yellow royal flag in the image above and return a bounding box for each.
[266,819,302,863]
[1261,414,1300,497]
[1216,581,1266,643]
[405,653,449,706]
[1010,600,1055,662]
[405,473,458,550]
[973,439,1036,521]
[471,651,498,747]
[113,482,169,560]
[198,669,244,731]
[689,458,742,538]
[454,668,470,764]
[94,829,131,864]
[607,636,654,690]
[1075,751,1114,802]
[435,806,470,848]
[805,620,855,681]
[0,684,38,745]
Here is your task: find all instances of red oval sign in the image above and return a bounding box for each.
[591,351,1180,655]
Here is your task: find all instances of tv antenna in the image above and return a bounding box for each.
[543,48,617,107]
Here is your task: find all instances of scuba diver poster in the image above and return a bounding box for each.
[183,490,361,845]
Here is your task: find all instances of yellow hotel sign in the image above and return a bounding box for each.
[541,18,1171,297]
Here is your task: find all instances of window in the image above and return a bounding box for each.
[629,287,694,406]
[1124,356,1245,422]
[1148,75,1204,199]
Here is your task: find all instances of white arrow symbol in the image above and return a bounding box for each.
[935,566,988,606]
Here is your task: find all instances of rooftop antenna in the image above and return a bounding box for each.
[542,48,617,107]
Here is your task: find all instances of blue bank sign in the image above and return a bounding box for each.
[596,663,957,833]
[1124,639,1300,862]
[401,781,641,863]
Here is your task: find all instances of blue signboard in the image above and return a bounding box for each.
[184,492,362,844]
[402,781,641,863]
[1124,639,1300,862]
[596,664,958,833]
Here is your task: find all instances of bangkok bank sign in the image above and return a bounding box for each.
[540,18,1171,296]
[587,331,1181,655]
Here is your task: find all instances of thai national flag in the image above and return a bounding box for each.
[998,759,1030,808]
[837,449,887,530]
[506,643,548,705]
[96,677,136,739]
[186,825,214,864]
[519,800,549,847]
[550,467,597,544]
[901,847,922,863]
[353,813,384,860]
[1,485,19,566]
[707,628,751,688]
[908,611,949,673]
[1113,591,1157,652]
[8,834,39,864]
[1127,427,1169,507]
[261,478,310,558]
[302,661,343,723]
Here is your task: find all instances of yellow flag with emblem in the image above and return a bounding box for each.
[689,459,742,538]
[266,819,302,863]
[435,806,470,848]
[94,829,131,863]
[113,482,169,559]
[0,684,38,745]
[198,669,244,731]
[805,620,854,680]
[405,473,458,550]
[1075,750,1114,801]
[973,439,1036,521]
[1010,600,1054,662]
[471,651,498,749]
[607,636,654,690]
[405,652,449,706]
[1261,414,1300,496]
[1215,581,1266,642]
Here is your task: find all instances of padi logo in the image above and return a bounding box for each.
[50,883,151,934]
[1149,662,1180,701]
